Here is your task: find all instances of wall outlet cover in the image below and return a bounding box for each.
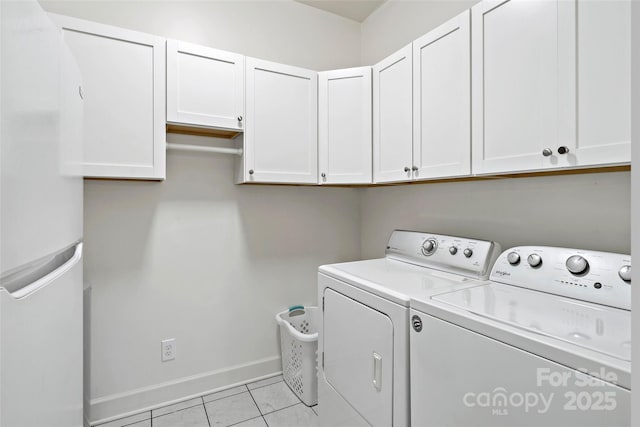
[161,338,176,362]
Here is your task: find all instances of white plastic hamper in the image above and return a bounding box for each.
[275,306,319,406]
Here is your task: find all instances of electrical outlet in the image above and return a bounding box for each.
[161,338,176,362]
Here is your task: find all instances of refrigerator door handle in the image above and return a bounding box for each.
[0,242,83,300]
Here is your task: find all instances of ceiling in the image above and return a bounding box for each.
[294,0,386,23]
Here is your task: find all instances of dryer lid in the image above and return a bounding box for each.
[320,258,480,306]
[432,283,631,362]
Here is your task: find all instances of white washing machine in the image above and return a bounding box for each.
[316,230,501,427]
[410,246,631,427]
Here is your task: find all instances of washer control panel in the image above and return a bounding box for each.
[385,230,502,280]
[491,246,631,310]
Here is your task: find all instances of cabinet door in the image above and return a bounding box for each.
[572,0,630,167]
[372,44,413,183]
[51,14,166,180]
[471,0,576,175]
[244,58,318,184]
[318,67,372,185]
[166,40,244,131]
[413,10,470,180]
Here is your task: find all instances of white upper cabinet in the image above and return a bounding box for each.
[242,58,318,184]
[318,67,372,185]
[471,0,576,175]
[372,44,413,184]
[166,40,244,131]
[412,10,471,180]
[472,0,630,175]
[51,14,166,180]
[573,0,630,167]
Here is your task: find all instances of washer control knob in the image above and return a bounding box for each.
[566,255,589,275]
[527,254,542,268]
[507,252,520,265]
[449,246,458,255]
[421,239,437,256]
[463,248,473,258]
[619,265,631,282]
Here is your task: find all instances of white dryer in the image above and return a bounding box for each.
[317,230,501,427]
[410,246,631,427]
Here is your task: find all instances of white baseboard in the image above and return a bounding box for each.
[89,356,282,425]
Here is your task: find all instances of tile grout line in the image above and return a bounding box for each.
[201,397,212,427]
[260,401,305,417]
[101,410,151,427]
[247,384,267,424]
[247,387,271,427]
[246,378,284,392]
[152,401,203,419]
[202,384,250,405]
[107,378,290,427]
[227,414,265,427]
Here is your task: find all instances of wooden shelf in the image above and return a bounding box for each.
[166,124,242,139]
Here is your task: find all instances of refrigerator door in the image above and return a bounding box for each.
[0,0,83,275]
[0,242,83,426]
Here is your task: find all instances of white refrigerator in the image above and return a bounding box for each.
[1,1,84,426]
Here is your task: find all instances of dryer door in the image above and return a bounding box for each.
[323,288,393,426]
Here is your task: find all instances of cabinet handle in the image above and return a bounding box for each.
[248,169,254,175]
[237,115,243,122]
[78,85,84,100]
[404,167,410,173]
[411,166,418,171]
[372,352,382,391]
[321,173,326,178]
[542,148,553,157]
[557,146,570,155]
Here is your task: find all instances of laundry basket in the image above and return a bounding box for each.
[275,306,319,406]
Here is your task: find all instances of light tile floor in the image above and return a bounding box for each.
[96,375,318,427]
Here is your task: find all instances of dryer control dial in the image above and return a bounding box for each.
[527,254,542,268]
[507,252,520,265]
[463,248,473,258]
[619,265,631,282]
[449,246,458,255]
[421,239,437,256]
[566,255,589,275]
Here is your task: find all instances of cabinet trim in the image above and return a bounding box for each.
[412,10,471,181]
[244,57,318,184]
[50,13,166,180]
[318,66,373,185]
[166,39,245,131]
[372,43,414,184]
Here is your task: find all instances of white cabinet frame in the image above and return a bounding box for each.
[166,40,244,131]
[318,67,372,185]
[243,58,318,184]
[372,44,413,184]
[51,14,166,180]
[412,10,471,180]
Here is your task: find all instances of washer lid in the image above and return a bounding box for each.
[431,283,631,362]
[319,258,482,306]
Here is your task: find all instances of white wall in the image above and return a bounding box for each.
[38,0,634,423]
[83,137,361,420]
[359,1,631,259]
[361,0,479,64]
[38,1,362,422]
[360,172,631,259]
[41,0,361,71]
